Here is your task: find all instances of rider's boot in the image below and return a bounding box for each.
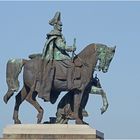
[39,61,55,102]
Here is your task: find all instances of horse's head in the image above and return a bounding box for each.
[96,44,116,73]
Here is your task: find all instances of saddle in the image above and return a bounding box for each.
[53,58,83,90]
[29,54,84,101]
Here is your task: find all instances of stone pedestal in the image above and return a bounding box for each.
[2,124,104,140]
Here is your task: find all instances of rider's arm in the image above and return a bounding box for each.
[55,37,76,52]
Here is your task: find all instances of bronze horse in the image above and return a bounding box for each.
[4,43,115,124]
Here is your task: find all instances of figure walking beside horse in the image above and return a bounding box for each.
[56,74,109,124]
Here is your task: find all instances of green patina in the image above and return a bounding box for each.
[42,35,76,61]
[96,44,115,72]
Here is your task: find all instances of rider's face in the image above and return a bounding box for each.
[54,24,62,32]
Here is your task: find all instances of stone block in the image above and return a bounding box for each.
[3,124,104,139]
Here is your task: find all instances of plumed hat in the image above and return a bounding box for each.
[49,11,62,26]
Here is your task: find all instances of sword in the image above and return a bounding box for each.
[72,38,76,62]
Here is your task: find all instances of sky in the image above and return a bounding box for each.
[0,1,140,139]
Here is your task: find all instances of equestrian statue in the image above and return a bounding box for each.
[3,11,116,124]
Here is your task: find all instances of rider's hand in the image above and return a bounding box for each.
[72,47,76,52]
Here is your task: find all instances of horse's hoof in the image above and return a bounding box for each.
[82,109,89,117]
[82,121,89,125]
[37,119,41,124]
[37,111,43,124]
[14,120,21,124]
[100,104,108,114]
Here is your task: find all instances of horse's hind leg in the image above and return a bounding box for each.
[26,91,44,124]
[13,86,29,124]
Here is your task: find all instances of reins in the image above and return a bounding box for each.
[73,52,89,67]
[74,44,97,67]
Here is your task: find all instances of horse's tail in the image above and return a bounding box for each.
[3,58,26,104]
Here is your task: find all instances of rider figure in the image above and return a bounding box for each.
[39,12,76,101]
[42,11,76,61]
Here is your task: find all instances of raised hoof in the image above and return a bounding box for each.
[75,119,83,124]
[100,108,105,115]
[100,104,108,114]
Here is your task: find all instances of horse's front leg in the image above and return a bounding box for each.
[100,91,109,114]
[90,86,109,114]
[73,92,85,124]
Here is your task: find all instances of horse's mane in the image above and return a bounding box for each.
[77,43,96,59]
